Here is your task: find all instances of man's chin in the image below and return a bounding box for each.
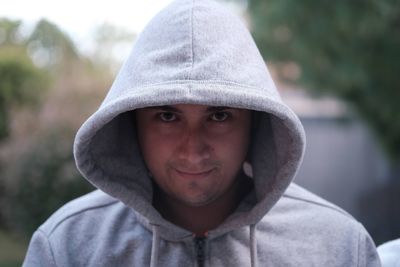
[175,193,219,208]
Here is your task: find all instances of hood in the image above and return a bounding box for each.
[73,0,305,238]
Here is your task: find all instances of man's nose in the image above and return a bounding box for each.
[176,127,211,164]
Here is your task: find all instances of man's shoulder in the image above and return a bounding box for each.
[26,191,155,266]
[255,184,379,265]
[266,183,363,234]
[38,190,132,236]
[281,183,354,219]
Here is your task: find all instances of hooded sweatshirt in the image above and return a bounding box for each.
[378,238,400,267]
[23,0,381,266]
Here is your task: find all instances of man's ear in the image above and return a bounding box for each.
[242,161,253,178]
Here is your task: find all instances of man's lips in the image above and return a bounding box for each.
[173,168,214,179]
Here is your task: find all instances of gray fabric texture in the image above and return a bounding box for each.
[23,0,381,266]
[378,238,400,267]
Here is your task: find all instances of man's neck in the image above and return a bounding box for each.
[153,173,253,236]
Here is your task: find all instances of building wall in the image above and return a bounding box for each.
[294,116,390,220]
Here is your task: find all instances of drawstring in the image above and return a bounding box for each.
[150,225,160,267]
[250,224,258,267]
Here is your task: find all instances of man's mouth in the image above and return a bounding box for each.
[174,168,214,179]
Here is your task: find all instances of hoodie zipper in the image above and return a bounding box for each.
[194,236,207,267]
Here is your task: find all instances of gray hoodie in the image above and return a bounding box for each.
[23,0,381,266]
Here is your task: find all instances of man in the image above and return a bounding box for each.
[23,0,381,266]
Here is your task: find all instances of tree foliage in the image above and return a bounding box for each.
[3,130,93,236]
[0,19,48,140]
[28,19,79,68]
[0,17,84,141]
[0,18,101,237]
[247,0,400,161]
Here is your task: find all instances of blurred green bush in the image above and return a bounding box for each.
[0,17,117,240]
[1,130,94,236]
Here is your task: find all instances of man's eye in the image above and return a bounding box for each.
[159,112,176,122]
[211,112,229,122]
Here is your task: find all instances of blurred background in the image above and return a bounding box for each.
[0,0,399,265]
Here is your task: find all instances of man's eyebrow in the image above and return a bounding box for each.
[147,106,182,113]
[206,106,231,112]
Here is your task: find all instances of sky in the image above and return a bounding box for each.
[0,0,175,49]
[0,0,245,39]
[0,0,181,63]
[0,0,244,62]
[0,0,176,33]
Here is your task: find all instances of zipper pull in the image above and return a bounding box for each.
[194,235,207,267]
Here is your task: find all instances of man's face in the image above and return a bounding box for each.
[135,104,251,207]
